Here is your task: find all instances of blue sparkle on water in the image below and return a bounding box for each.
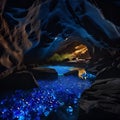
[46,65,74,75]
[0,66,95,120]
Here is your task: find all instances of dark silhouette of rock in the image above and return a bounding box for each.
[86,55,120,79]
[64,70,78,76]
[89,0,120,26]
[1,0,119,66]
[78,78,120,120]
[0,0,6,14]
[0,65,58,90]
[96,66,120,79]
[0,71,39,90]
[29,67,58,80]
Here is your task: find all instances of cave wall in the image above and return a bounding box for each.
[0,0,41,72]
[0,0,120,72]
[23,0,120,63]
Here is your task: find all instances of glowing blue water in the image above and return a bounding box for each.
[44,65,74,75]
[0,66,95,120]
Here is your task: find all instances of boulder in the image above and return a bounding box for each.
[29,67,58,80]
[0,71,39,90]
[64,70,78,76]
[96,66,120,79]
[86,55,120,79]
[78,78,120,120]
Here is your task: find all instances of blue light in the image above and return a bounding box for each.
[66,106,73,115]
[81,72,96,80]
[46,65,73,75]
[0,66,95,119]
[44,110,50,117]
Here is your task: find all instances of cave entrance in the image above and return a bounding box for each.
[70,44,91,62]
[48,40,91,63]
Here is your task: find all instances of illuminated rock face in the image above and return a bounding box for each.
[47,37,91,62]
[0,0,120,69]
[0,0,119,81]
[71,44,89,60]
[0,17,23,69]
[0,0,41,71]
[0,0,120,119]
[0,0,119,65]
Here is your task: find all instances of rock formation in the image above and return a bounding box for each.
[0,0,120,68]
[0,0,120,119]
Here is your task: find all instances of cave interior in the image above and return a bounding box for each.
[0,0,120,120]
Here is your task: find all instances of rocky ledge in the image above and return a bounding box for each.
[79,77,120,120]
[0,71,38,90]
[0,65,58,90]
[78,55,120,120]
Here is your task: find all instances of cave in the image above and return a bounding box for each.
[48,39,91,63]
[0,0,120,120]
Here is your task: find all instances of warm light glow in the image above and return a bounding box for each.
[71,44,88,58]
[78,69,86,79]
[49,44,89,62]
[70,68,86,79]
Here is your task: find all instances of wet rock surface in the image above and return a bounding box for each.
[1,0,119,66]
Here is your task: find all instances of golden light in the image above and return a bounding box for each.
[48,44,90,62]
[78,69,86,79]
[72,44,88,58]
[70,68,86,79]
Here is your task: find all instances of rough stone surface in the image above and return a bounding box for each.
[0,71,39,90]
[78,78,120,120]
[64,70,78,76]
[0,0,119,68]
[86,56,120,79]
[29,67,58,80]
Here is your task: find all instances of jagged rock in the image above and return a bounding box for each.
[64,70,78,76]
[0,71,39,90]
[2,0,120,66]
[96,56,120,79]
[86,55,120,79]
[88,0,120,26]
[64,68,91,80]
[29,67,58,80]
[78,78,120,120]
[96,66,120,79]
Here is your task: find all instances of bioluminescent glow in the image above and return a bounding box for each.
[46,65,73,75]
[0,66,95,120]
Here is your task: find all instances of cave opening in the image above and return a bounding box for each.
[48,40,91,64]
[1,0,120,119]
